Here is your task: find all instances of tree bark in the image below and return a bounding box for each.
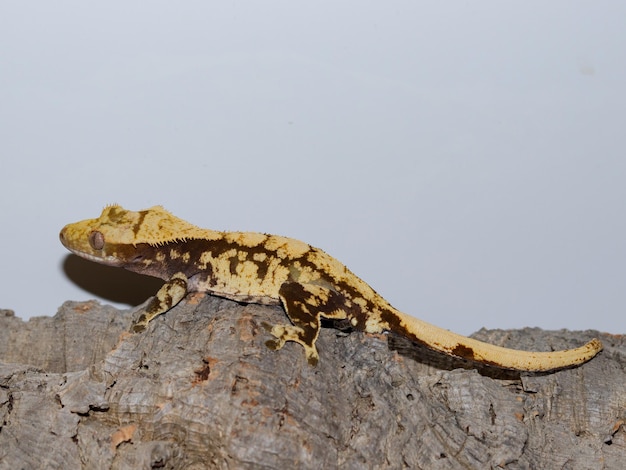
[0,297,624,469]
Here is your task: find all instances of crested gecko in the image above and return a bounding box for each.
[59,205,602,371]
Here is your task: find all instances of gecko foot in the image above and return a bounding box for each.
[265,324,319,366]
[131,318,148,333]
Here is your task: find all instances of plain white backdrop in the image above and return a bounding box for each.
[1,1,624,335]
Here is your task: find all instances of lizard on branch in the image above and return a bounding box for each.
[59,205,602,371]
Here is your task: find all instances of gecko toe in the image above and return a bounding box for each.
[265,339,283,351]
[132,325,146,333]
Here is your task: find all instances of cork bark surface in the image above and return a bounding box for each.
[0,297,624,469]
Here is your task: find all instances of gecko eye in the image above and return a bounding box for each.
[89,231,105,250]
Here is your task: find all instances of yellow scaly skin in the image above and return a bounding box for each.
[59,205,602,370]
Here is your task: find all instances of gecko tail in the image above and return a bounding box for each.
[392,311,603,372]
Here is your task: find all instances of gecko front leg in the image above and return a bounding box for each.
[132,272,188,332]
[266,282,351,366]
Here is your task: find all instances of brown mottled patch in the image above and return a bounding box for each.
[131,209,147,236]
[193,364,211,383]
[192,357,219,385]
[451,343,476,361]
[379,308,419,340]
[228,255,239,275]
[250,254,269,280]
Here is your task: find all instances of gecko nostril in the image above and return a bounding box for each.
[59,228,69,246]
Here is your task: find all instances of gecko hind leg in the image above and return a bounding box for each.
[266,281,349,366]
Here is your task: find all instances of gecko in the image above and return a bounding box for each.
[59,205,602,371]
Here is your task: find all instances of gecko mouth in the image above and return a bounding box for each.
[64,247,124,267]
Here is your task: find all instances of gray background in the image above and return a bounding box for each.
[1,1,624,335]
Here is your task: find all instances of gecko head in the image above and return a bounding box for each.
[59,204,206,266]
